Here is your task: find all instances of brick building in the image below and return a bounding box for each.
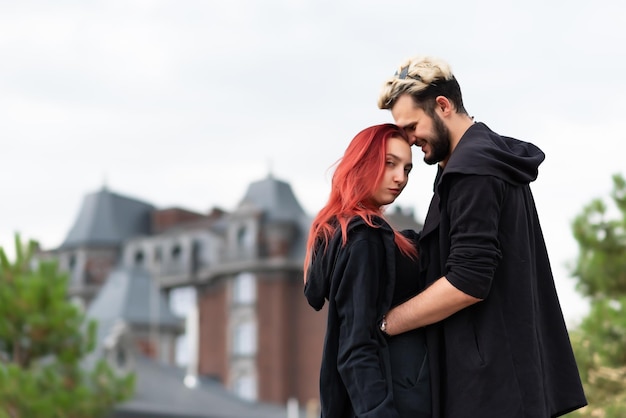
[46,173,422,411]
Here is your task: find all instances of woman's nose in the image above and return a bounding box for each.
[393,169,406,183]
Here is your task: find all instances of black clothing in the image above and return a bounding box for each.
[390,235,431,417]
[420,122,587,417]
[305,216,430,418]
[388,328,430,417]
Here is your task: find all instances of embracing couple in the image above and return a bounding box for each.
[303,55,587,418]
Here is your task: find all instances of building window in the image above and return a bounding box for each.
[191,240,203,271]
[237,226,254,248]
[233,321,257,357]
[171,244,182,259]
[116,345,128,369]
[233,272,256,304]
[233,374,257,401]
[134,250,144,265]
[68,254,76,270]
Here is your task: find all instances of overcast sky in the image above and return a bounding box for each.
[2,0,625,326]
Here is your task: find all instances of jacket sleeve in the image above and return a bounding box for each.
[445,174,504,299]
[334,232,400,418]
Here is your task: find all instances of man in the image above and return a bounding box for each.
[377,56,587,417]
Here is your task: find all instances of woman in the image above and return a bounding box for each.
[304,124,431,417]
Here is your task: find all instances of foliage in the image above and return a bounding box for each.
[569,174,626,417]
[0,235,134,418]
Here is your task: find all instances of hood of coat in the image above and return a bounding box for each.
[304,216,392,311]
[442,122,545,186]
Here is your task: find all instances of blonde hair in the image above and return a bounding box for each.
[377,55,460,111]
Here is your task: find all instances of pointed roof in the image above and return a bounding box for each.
[384,206,424,232]
[87,266,183,331]
[85,270,288,418]
[60,187,155,249]
[237,174,306,223]
[112,356,289,418]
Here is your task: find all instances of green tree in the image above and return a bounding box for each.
[0,235,134,418]
[569,174,626,417]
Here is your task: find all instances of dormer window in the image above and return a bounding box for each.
[237,226,254,249]
[116,345,128,368]
[103,321,134,375]
[68,254,76,270]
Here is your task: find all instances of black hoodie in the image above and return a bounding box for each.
[305,216,419,418]
[419,122,587,417]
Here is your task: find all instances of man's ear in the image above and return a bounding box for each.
[435,96,453,115]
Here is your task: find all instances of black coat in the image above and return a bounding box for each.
[420,122,587,417]
[305,216,416,418]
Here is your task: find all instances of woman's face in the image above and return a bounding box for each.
[371,136,413,207]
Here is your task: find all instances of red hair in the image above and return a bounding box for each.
[303,124,418,282]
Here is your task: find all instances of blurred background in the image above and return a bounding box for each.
[1,1,624,416]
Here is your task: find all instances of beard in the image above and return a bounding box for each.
[423,113,451,165]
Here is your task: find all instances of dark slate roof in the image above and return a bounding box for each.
[60,187,155,249]
[87,266,183,331]
[111,356,288,418]
[238,174,312,260]
[238,174,306,223]
[384,206,423,232]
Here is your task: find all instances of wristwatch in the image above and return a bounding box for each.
[379,315,389,336]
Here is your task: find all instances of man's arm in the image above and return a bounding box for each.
[382,175,507,336]
[383,276,481,336]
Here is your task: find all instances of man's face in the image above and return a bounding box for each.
[391,94,450,165]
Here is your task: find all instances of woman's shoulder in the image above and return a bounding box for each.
[345,215,393,241]
[399,228,420,243]
[346,214,391,229]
